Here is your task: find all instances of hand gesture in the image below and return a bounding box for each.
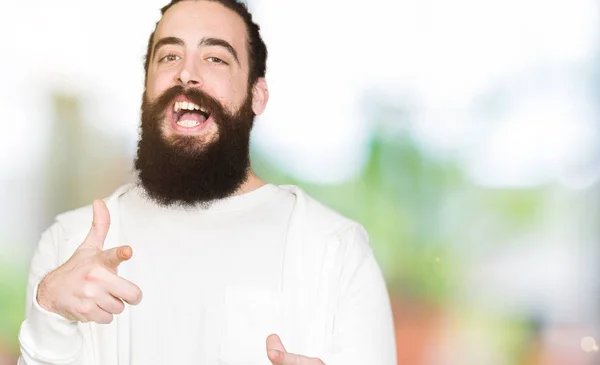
[37,200,142,324]
[266,334,326,365]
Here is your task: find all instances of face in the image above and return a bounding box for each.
[134,0,269,207]
[145,0,266,142]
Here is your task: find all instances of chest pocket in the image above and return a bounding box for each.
[219,286,283,365]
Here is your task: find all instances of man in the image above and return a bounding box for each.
[17,1,397,364]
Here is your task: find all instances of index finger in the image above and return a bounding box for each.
[100,245,133,271]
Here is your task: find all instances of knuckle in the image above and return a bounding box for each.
[83,267,101,282]
[76,301,95,316]
[81,286,96,299]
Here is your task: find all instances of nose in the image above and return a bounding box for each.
[177,58,203,87]
[179,69,201,86]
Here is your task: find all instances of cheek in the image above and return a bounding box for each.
[146,71,174,101]
[201,77,231,107]
[231,73,250,105]
[206,74,248,111]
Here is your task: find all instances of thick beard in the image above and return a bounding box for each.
[134,85,255,208]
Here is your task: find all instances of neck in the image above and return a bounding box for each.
[234,169,267,196]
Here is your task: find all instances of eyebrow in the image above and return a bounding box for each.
[152,36,241,66]
[152,36,185,60]
[199,37,240,66]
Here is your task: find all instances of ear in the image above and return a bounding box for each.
[251,77,269,115]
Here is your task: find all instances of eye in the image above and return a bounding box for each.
[158,54,181,63]
[207,57,228,65]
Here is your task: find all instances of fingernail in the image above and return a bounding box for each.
[268,349,281,359]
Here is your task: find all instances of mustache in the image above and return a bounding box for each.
[142,85,227,125]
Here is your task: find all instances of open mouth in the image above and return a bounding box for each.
[171,100,211,128]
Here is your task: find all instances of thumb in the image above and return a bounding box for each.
[266,334,322,365]
[100,245,133,270]
[266,334,287,365]
[269,351,313,365]
[81,200,111,251]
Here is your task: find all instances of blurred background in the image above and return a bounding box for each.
[1,0,599,364]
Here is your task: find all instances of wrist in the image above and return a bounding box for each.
[19,283,82,362]
[36,273,57,314]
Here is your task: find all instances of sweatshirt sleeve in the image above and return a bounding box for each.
[17,222,89,365]
[324,225,398,365]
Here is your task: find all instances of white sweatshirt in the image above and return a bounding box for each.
[18,184,397,365]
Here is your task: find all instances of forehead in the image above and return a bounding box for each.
[155,1,248,56]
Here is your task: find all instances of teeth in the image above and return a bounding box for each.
[173,101,203,112]
[177,119,200,128]
[188,102,200,110]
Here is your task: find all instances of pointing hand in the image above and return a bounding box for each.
[266,334,326,365]
[37,200,143,324]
